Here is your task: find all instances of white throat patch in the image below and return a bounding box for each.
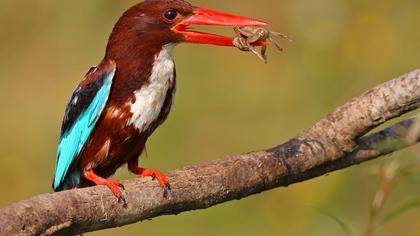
[128,44,175,131]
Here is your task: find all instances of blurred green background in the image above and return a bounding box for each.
[0,0,419,235]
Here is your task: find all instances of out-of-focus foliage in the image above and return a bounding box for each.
[0,0,419,235]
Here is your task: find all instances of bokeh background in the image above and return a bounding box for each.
[0,0,419,235]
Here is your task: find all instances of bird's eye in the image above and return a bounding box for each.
[164,9,177,20]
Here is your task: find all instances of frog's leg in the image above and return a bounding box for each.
[260,46,268,63]
[233,37,251,52]
[248,45,266,63]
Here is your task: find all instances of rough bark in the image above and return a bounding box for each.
[0,69,419,236]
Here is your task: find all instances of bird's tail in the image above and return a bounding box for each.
[52,169,81,191]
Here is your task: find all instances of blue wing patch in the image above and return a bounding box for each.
[53,64,115,190]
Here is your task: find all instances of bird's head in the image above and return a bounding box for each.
[106,0,268,57]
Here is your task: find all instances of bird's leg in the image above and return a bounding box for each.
[83,169,125,202]
[128,159,171,196]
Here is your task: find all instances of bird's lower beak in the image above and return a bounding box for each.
[172,7,269,46]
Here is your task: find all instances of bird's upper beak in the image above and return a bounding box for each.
[172,7,269,46]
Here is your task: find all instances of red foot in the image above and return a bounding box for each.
[129,166,171,195]
[84,169,125,202]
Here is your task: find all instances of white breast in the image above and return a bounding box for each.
[128,44,175,131]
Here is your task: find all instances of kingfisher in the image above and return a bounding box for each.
[52,0,268,201]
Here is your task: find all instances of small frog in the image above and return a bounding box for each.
[233,26,291,63]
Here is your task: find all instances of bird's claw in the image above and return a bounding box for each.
[84,170,126,203]
[163,184,171,198]
[118,195,128,208]
[139,168,171,198]
[106,180,126,203]
[117,195,125,203]
[118,183,125,190]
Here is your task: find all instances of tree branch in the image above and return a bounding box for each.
[1,69,419,236]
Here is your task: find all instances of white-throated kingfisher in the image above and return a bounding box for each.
[52,0,268,201]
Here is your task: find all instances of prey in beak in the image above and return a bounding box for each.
[172,7,270,46]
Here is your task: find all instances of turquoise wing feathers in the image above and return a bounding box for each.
[53,63,116,190]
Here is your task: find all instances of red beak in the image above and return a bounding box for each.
[172,7,270,46]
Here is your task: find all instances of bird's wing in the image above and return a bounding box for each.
[53,60,116,190]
